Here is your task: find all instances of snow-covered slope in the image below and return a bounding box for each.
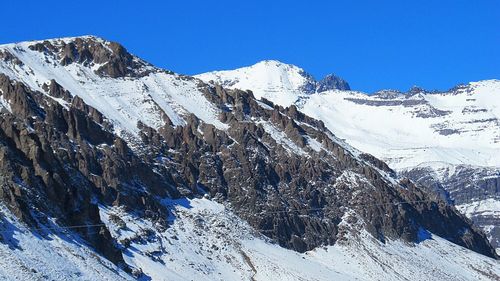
[197,60,350,107]
[2,198,498,281]
[196,60,311,107]
[98,197,499,281]
[303,81,500,169]
[0,37,498,280]
[0,205,132,281]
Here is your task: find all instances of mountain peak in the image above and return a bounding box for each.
[196,60,350,106]
[317,73,351,92]
[250,59,308,76]
[0,35,107,48]
[0,35,498,279]
[0,35,153,79]
[254,59,289,66]
[251,61,351,91]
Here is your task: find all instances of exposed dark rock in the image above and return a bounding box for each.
[28,36,153,78]
[0,74,180,264]
[345,97,428,107]
[298,72,350,94]
[408,86,426,95]
[359,153,395,175]
[402,165,500,249]
[316,74,351,92]
[132,80,497,257]
[344,95,451,118]
[0,50,23,66]
[42,79,72,102]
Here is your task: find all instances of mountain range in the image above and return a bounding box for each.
[197,60,500,252]
[0,36,497,280]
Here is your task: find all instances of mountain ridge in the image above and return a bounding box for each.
[0,36,498,280]
[197,62,500,253]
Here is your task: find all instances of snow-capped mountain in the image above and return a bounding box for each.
[0,36,498,280]
[197,62,500,252]
[198,62,500,170]
[197,60,350,107]
[0,36,227,138]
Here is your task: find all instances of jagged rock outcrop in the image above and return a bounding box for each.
[402,165,500,250]
[0,36,497,277]
[129,82,495,257]
[0,73,176,265]
[317,74,351,92]
[300,73,351,93]
[28,36,153,78]
[195,61,500,254]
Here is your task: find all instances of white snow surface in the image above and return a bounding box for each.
[0,95,11,113]
[196,60,313,107]
[1,197,498,281]
[0,205,132,281]
[96,197,500,281]
[0,37,227,138]
[457,198,500,254]
[457,198,500,221]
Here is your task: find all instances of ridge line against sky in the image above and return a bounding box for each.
[1,0,498,93]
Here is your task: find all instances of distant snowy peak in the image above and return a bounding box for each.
[196,60,311,107]
[195,59,349,107]
[197,60,500,170]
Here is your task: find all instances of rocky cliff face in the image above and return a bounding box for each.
[0,36,497,278]
[402,165,500,250]
[197,64,500,254]
[316,74,351,92]
[0,73,177,267]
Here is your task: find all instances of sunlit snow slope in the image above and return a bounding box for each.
[0,205,132,281]
[97,198,499,281]
[1,198,498,281]
[197,60,311,107]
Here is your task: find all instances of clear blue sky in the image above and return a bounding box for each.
[1,0,498,92]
